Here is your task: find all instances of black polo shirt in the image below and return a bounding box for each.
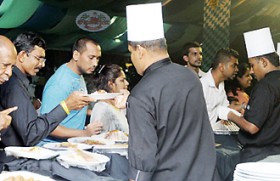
[238,70,280,161]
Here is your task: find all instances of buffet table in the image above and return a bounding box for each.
[2,134,241,181]
[215,134,241,181]
[3,152,127,181]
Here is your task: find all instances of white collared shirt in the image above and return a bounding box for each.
[184,65,206,78]
[198,68,207,78]
[200,69,229,127]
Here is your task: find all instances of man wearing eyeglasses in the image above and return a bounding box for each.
[0,32,95,168]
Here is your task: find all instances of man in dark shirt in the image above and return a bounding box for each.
[0,32,94,167]
[0,36,18,132]
[227,27,280,162]
[126,3,219,181]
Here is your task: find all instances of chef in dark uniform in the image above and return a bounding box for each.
[226,27,280,162]
[126,3,220,181]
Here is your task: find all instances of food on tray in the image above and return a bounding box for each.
[113,143,128,148]
[0,171,54,181]
[220,120,231,126]
[43,142,92,151]
[69,149,99,162]
[104,130,128,141]
[82,139,106,145]
[56,151,110,172]
[67,137,115,146]
[56,142,77,148]
[21,147,41,153]
[3,175,36,181]
[5,146,58,160]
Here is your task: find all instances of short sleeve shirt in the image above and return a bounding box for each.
[238,70,280,147]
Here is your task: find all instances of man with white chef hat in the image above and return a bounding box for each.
[226,27,280,163]
[126,3,220,181]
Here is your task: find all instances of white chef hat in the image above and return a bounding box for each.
[126,3,164,42]
[243,27,275,58]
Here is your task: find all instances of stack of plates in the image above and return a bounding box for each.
[234,162,280,181]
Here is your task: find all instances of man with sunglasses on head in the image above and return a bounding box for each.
[0,32,95,168]
[39,37,103,145]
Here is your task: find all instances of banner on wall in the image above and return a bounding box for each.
[76,10,111,32]
[202,0,231,71]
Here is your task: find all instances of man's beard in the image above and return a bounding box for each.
[188,61,201,68]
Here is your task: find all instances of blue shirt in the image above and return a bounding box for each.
[40,63,88,142]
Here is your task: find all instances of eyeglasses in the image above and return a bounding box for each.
[98,65,106,74]
[27,53,46,64]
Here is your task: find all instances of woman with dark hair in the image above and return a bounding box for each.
[226,62,253,108]
[89,64,129,133]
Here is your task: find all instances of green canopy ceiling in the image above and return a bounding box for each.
[0,0,279,62]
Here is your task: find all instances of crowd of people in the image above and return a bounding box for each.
[0,2,279,181]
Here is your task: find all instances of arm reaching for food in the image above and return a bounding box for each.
[85,121,103,135]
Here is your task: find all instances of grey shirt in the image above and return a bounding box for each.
[127,58,218,181]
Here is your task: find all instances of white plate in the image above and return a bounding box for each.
[67,137,115,146]
[235,162,280,177]
[43,142,92,151]
[0,171,55,181]
[93,131,129,143]
[94,143,128,150]
[94,143,128,157]
[56,151,110,172]
[88,93,122,100]
[234,171,280,181]
[5,146,59,160]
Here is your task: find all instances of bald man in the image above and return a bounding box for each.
[0,36,18,132]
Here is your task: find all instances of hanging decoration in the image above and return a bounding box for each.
[202,0,231,71]
[76,10,111,32]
